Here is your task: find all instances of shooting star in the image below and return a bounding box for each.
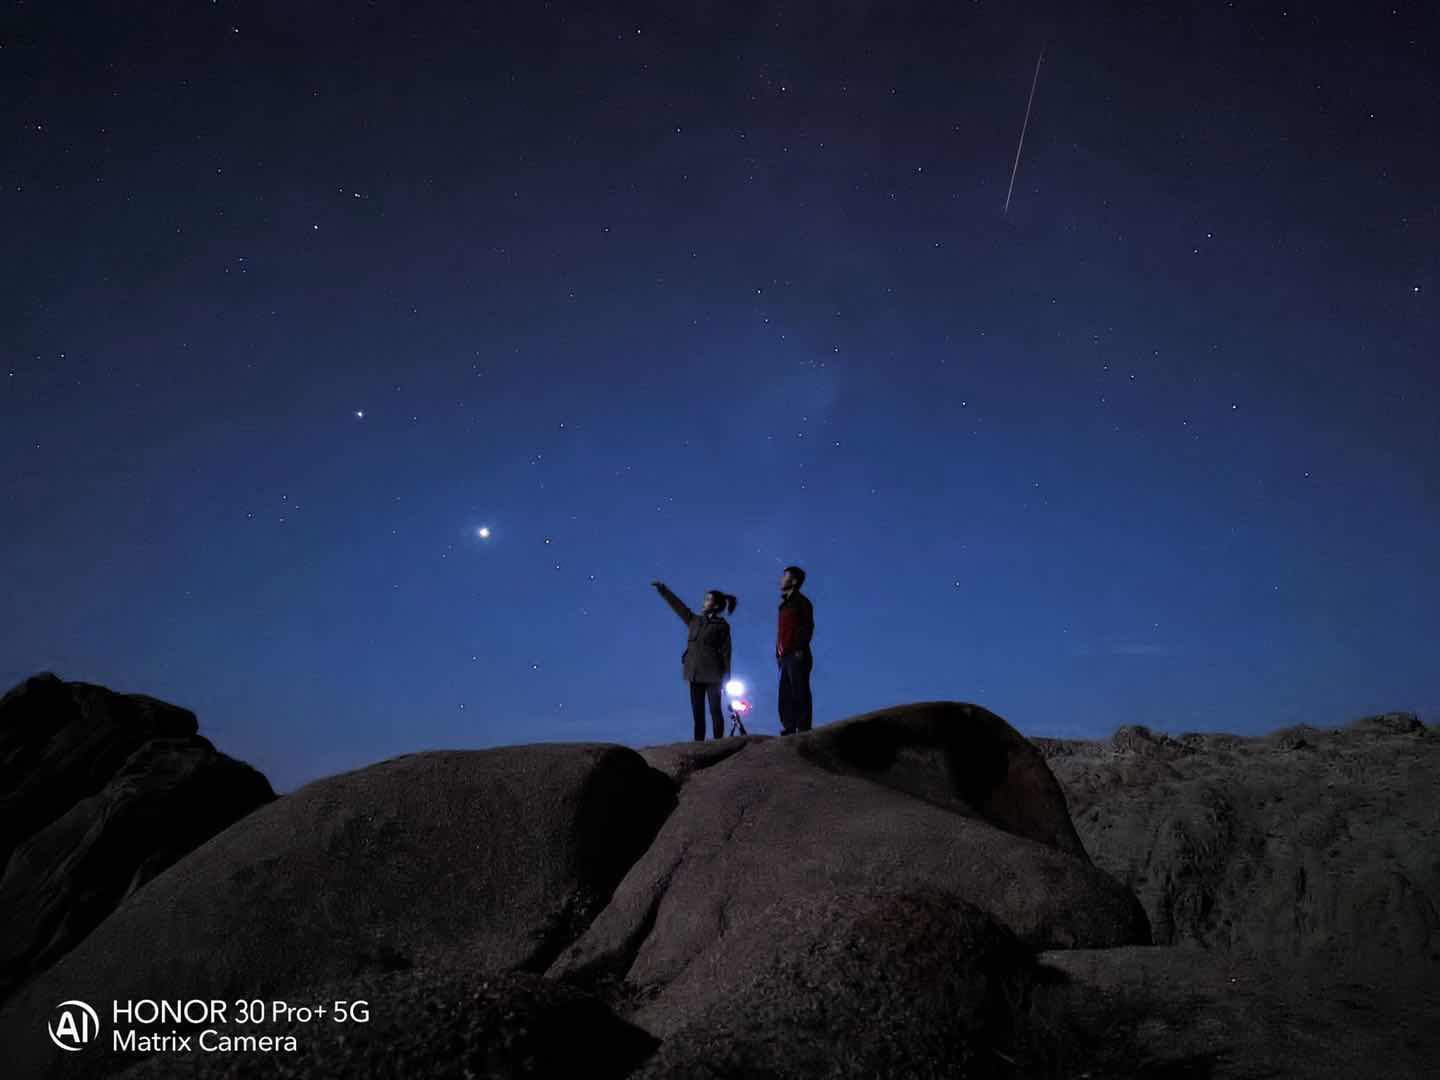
[1003,45,1045,216]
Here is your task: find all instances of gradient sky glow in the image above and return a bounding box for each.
[4,2,1436,792]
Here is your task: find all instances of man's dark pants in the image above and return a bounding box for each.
[777,651,813,735]
[689,681,724,741]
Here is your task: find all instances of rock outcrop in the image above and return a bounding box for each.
[1034,714,1440,987]
[0,673,274,1005]
[2,699,1145,1080]
[9,688,1434,1079]
[1,742,676,1080]
[549,703,1147,1020]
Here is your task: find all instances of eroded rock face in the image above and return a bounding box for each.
[0,674,274,1005]
[0,673,203,874]
[1035,714,1440,986]
[549,704,1149,1017]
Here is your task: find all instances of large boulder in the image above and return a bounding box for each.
[11,674,1435,1079]
[634,889,1031,1079]
[549,702,1149,1030]
[0,674,274,1005]
[0,735,274,1004]
[796,702,1090,858]
[0,744,675,1080]
[0,673,204,874]
[1035,715,1440,987]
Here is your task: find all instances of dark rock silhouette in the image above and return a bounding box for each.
[3,687,1436,1079]
[1,673,202,873]
[0,673,274,1005]
[3,699,1139,1080]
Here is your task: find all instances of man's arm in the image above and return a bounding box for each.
[651,581,694,625]
[720,623,732,680]
[777,607,793,656]
[799,596,815,649]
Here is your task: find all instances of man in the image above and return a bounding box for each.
[776,565,814,735]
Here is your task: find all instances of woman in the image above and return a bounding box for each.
[650,580,736,741]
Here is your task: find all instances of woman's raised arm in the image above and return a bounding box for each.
[651,581,694,625]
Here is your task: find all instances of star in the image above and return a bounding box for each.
[354,409,365,419]
[476,526,491,540]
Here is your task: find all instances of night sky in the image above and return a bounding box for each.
[4,2,1436,793]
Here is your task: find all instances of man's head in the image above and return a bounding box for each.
[780,565,806,595]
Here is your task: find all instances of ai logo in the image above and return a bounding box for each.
[48,1000,100,1052]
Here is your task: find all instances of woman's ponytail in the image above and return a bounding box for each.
[724,593,738,615]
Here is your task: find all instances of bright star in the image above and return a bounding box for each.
[354,409,365,419]
[476,526,491,539]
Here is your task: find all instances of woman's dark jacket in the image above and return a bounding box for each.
[655,584,732,684]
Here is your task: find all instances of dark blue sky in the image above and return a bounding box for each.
[4,2,1435,792]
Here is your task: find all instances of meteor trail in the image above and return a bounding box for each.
[1003,45,1045,216]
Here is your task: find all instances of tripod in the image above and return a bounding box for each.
[727,698,750,736]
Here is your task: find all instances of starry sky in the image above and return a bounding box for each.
[3,1,1436,793]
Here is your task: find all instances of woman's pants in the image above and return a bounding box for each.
[689,681,724,741]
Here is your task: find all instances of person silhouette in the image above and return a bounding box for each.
[776,565,814,735]
[651,580,736,741]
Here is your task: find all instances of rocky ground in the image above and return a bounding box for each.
[1036,714,1439,986]
[1025,714,1440,1078]
[1,674,1435,1078]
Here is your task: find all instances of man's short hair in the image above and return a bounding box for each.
[784,565,806,586]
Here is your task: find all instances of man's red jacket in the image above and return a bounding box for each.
[776,590,814,657]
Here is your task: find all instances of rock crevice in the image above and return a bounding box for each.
[0,674,275,1007]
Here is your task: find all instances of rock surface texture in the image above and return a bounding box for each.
[1,739,675,1080]
[1035,716,1440,986]
[4,687,1436,1079]
[549,704,1147,1007]
[1028,714,1440,1078]
[0,673,274,1006]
